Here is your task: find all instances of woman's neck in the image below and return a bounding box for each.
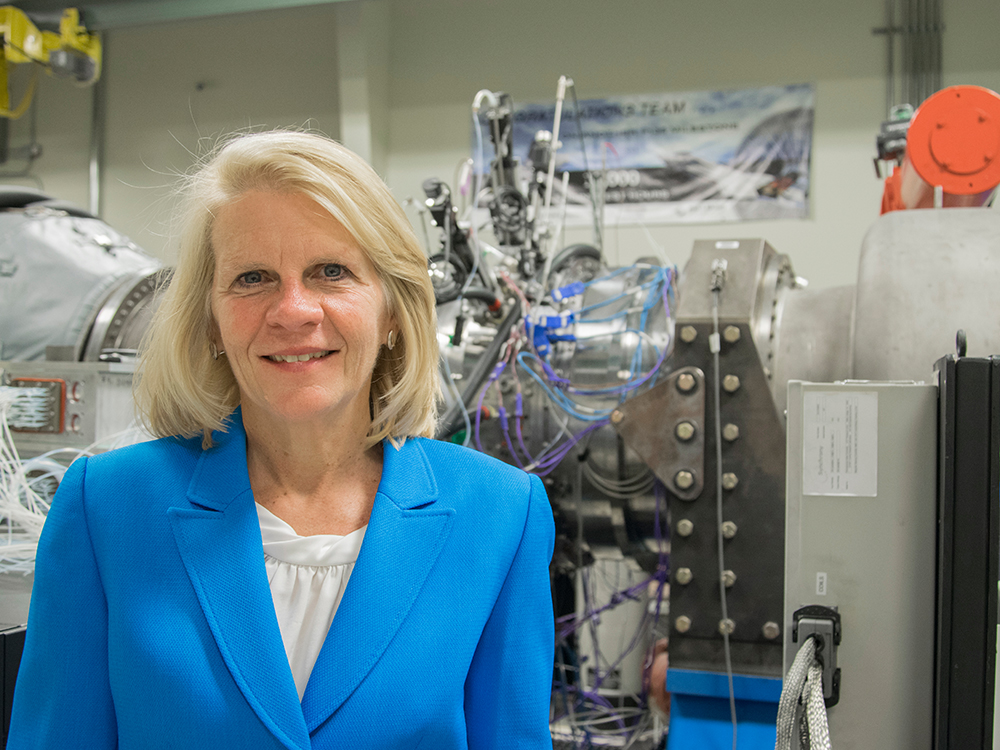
[241,406,382,536]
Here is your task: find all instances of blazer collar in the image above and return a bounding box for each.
[300,436,453,732]
[184,408,253,513]
[173,413,452,744]
[184,413,440,513]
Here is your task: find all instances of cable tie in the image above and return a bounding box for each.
[709,332,721,353]
[551,280,585,302]
[544,312,574,329]
[532,325,551,356]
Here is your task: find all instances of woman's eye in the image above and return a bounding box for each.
[322,263,345,280]
[239,270,264,285]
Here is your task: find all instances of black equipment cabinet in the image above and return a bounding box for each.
[934,355,1000,749]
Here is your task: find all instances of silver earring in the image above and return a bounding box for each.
[210,343,225,360]
[386,330,396,351]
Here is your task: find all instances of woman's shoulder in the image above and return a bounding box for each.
[406,437,532,488]
[88,432,202,469]
[80,433,204,494]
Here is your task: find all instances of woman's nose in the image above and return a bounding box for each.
[267,281,323,328]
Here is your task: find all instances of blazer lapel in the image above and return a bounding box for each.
[168,413,310,750]
[300,438,455,733]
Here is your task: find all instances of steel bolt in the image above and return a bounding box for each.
[675,470,695,490]
[722,570,737,588]
[675,616,692,633]
[721,521,738,539]
[676,373,696,393]
[611,410,624,424]
[762,621,781,640]
[675,421,696,441]
[675,567,693,585]
[722,374,741,393]
[722,423,740,442]
[676,519,694,537]
[718,618,736,635]
[722,472,739,491]
[680,325,697,343]
[723,325,741,343]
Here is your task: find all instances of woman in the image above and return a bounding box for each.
[8,131,555,749]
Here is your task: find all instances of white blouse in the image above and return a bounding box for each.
[255,502,367,700]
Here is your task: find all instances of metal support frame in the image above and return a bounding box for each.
[933,355,1000,750]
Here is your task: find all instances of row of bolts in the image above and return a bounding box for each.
[653,323,781,641]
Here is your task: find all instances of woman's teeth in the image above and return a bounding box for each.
[267,351,332,363]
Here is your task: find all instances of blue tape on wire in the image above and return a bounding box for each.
[551,281,585,302]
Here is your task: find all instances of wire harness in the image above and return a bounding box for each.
[775,635,832,750]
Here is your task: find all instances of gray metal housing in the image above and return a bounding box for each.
[0,206,162,362]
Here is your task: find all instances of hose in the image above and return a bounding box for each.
[459,287,502,314]
[435,303,520,440]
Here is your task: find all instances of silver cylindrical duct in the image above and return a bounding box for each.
[853,209,1000,382]
[0,200,162,362]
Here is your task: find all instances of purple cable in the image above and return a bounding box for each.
[557,576,653,639]
[473,361,507,453]
[513,393,535,465]
[530,420,609,478]
[498,406,524,469]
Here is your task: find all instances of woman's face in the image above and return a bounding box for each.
[210,190,392,429]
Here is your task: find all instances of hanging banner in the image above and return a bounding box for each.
[476,83,814,226]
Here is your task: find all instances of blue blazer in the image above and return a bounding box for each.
[8,415,555,749]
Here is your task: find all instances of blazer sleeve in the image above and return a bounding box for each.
[7,457,118,749]
[464,473,555,750]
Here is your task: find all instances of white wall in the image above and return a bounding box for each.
[4,3,342,265]
[384,0,998,289]
[4,0,1000,287]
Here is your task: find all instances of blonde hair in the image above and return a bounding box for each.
[135,130,439,448]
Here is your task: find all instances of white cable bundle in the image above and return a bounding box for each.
[775,635,833,750]
[0,387,57,574]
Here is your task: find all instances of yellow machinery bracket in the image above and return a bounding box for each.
[0,6,101,119]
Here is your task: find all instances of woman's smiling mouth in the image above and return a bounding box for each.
[265,350,334,363]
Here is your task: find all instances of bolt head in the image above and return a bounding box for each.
[676,373,696,393]
[675,421,696,441]
[722,570,736,588]
[675,470,695,490]
[722,472,739,491]
[680,325,697,343]
[676,518,694,537]
[611,409,624,424]
[762,621,781,640]
[675,615,692,633]
[675,567,693,585]
[718,618,736,635]
[721,521,737,539]
[722,423,740,442]
[722,374,741,393]
[723,325,741,343]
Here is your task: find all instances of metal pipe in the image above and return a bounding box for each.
[886,0,895,115]
[434,303,520,440]
[933,0,942,95]
[542,75,569,218]
[921,0,930,102]
[88,33,106,218]
[916,0,925,104]
[901,0,910,106]
[915,0,924,104]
